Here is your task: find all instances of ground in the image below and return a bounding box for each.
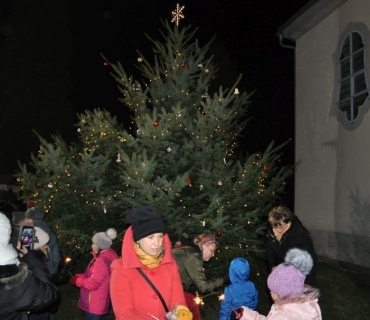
[50,256,370,320]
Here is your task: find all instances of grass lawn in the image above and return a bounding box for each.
[51,256,370,320]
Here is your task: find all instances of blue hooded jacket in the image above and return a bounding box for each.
[218,257,259,320]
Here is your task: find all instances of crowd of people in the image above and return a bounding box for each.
[0,204,321,320]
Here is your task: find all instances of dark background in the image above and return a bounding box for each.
[0,0,310,206]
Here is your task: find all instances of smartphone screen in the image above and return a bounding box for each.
[19,226,35,249]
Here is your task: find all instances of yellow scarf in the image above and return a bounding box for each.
[133,241,164,269]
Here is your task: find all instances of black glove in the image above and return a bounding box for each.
[223,271,231,285]
[186,284,197,295]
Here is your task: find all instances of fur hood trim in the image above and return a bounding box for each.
[275,287,320,306]
[0,263,29,290]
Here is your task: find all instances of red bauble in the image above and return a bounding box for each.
[197,146,202,151]
[26,200,34,208]
[37,183,43,188]
[263,164,267,172]
[216,231,222,236]
[71,238,75,242]
[181,63,186,68]
[103,62,108,66]
[102,171,107,176]
[152,120,159,127]
[127,203,132,208]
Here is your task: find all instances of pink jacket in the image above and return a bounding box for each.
[240,288,322,320]
[76,247,118,315]
[110,226,186,320]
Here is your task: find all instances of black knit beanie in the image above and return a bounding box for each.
[125,206,166,241]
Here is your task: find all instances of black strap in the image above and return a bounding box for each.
[136,268,169,312]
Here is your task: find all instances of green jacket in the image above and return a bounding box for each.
[172,245,224,294]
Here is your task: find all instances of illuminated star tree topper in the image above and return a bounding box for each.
[171,3,185,26]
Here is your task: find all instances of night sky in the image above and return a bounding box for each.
[0,0,310,204]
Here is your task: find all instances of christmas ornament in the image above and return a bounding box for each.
[216,230,222,236]
[152,120,159,127]
[137,57,143,63]
[181,63,186,68]
[212,76,217,81]
[204,68,210,73]
[103,62,108,67]
[197,146,202,151]
[71,238,75,242]
[171,3,185,26]
[137,129,142,135]
[186,175,192,187]
[217,180,223,186]
[116,154,122,163]
[102,171,107,176]
[127,203,132,208]
[167,147,172,152]
[47,182,53,188]
[263,164,268,172]
[37,183,43,188]
[27,200,35,207]
[234,88,240,94]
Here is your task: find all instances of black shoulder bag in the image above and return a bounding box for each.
[136,268,169,313]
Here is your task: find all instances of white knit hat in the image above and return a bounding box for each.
[0,212,19,265]
[33,226,50,249]
[92,228,117,250]
[0,212,11,247]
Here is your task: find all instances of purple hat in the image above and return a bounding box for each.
[267,248,313,298]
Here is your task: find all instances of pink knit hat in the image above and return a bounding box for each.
[267,248,313,298]
[33,227,50,249]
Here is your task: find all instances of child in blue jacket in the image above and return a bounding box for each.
[219,257,258,320]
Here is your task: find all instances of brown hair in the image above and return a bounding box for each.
[268,205,293,226]
[194,234,218,250]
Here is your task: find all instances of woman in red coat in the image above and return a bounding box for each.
[110,206,192,320]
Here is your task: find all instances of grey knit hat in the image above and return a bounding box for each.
[92,228,117,250]
[125,206,166,241]
[25,207,45,220]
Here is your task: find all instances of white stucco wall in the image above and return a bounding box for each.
[294,0,370,266]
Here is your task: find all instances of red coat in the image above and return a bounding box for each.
[110,226,186,320]
[76,247,118,315]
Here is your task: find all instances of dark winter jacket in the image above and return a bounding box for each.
[34,219,61,275]
[172,243,224,294]
[266,216,317,285]
[0,251,59,320]
[219,257,258,320]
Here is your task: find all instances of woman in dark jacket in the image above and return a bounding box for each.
[266,205,317,285]
[172,233,225,320]
[0,212,59,320]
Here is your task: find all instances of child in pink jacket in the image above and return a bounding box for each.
[70,228,118,319]
[231,248,321,320]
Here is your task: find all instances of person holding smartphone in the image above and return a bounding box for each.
[0,212,59,319]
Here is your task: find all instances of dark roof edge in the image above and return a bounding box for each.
[277,0,348,41]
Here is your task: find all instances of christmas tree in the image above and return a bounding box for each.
[16,19,293,268]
